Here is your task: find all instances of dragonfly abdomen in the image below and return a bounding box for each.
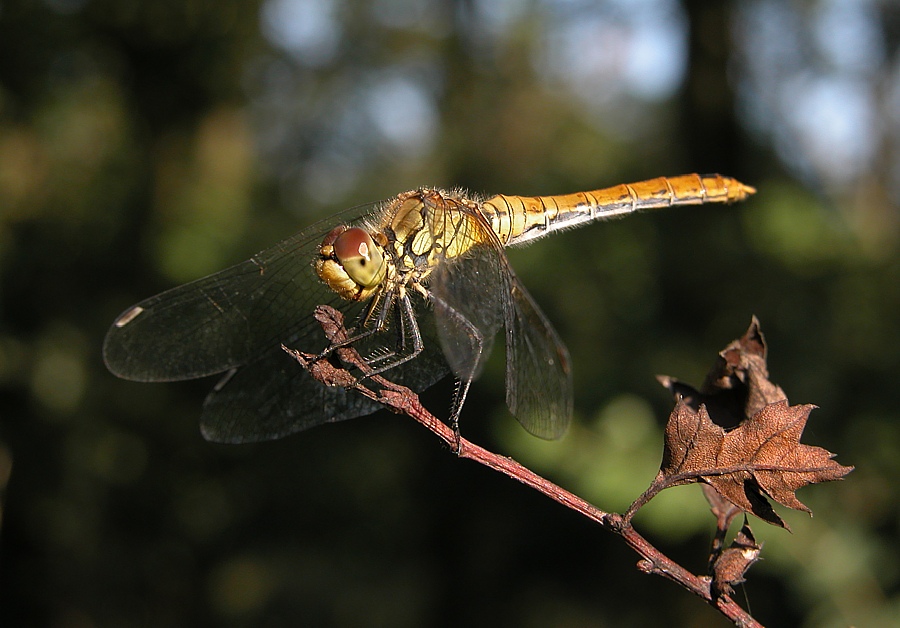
[481,174,755,246]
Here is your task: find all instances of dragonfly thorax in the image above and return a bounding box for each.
[316,225,388,301]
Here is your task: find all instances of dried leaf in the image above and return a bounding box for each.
[658,316,785,428]
[711,522,761,598]
[659,399,853,528]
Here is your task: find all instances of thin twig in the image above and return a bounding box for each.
[285,305,764,628]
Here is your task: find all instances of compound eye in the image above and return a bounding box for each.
[333,227,386,288]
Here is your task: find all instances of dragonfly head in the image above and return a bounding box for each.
[317,226,387,301]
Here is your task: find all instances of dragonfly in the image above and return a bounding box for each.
[104,174,754,443]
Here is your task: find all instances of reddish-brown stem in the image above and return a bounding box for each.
[382,386,762,628]
[286,305,764,628]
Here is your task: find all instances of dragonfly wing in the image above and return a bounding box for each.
[505,278,573,439]
[104,202,451,442]
[429,245,505,382]
[103,209,377,382]
[200,349,382,443]
[427,204,572,439]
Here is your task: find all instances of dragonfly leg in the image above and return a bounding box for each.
[427,291,486,444]
[303,286,425,393]
[347,294,425,382]
[310,290,390,361]
[449,378,470,449]
[362,293,414,367]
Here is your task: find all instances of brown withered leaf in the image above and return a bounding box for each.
[658,316,785,429]
[659,399,853,528]
[711,522,762,598]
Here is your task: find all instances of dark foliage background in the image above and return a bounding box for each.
[1,1,898,626]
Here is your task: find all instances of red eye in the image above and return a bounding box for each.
[334,228,373,263]
[332,227,386,288]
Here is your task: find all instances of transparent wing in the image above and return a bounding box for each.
[429,242,505,382]
[103,202,449,443]
[504,280,573,439]
[428,204,573,439]
[201,347,382,442]
[103,206,380,382]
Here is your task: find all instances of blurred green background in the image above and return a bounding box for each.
[1,0,897,626]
